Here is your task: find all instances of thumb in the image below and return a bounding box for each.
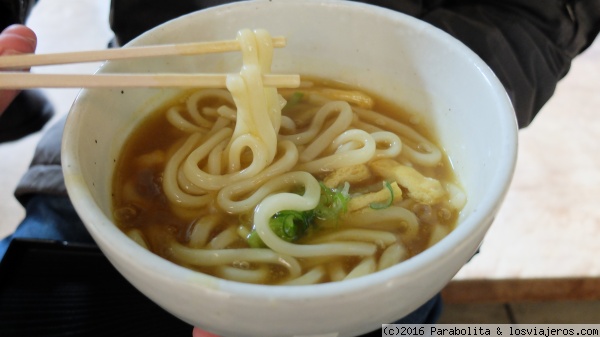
[0,24,37,55]
[0,24,38,115]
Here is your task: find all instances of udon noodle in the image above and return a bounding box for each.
[112,29,467,285]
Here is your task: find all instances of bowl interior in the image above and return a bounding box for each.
[62,1,517,336]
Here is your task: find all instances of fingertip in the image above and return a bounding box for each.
[2,24,37,41]
[0,24,37,54]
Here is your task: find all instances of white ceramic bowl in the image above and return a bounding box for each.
[62,1,517,336]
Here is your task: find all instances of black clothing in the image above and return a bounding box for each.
[0,90,53,142]
[0,0,35,28]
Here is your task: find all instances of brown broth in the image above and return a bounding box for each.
[111,78,462,284]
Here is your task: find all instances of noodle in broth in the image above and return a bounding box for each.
[112,29,466,285]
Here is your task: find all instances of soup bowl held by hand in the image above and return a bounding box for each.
[62,1,518,336]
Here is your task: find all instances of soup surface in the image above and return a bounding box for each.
[112,77,465,285]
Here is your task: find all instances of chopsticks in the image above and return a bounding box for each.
[0,37,287,69]
[0,36,300,89]
[0,73,301,89]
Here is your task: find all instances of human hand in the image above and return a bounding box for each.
[0,24,37,114]
[192,327,221,337]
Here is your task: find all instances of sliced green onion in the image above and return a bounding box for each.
[283,92,304,110]
[370,181,394,210]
